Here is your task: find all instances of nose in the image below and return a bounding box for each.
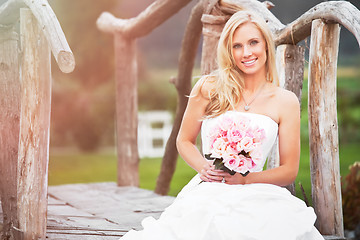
[243,45,252,57]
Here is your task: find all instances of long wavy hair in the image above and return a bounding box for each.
[202,10,279,118]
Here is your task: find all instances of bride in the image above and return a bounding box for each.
[122,10,324,240]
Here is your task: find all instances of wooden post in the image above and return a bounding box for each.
[200,13,227,74]
[114,34,139,187]
[308,19,344,237]
[0,28,21,240]
[155,0,203,195]
[17,8,52,239]
[268,44,305,195]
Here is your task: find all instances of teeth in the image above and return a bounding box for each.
[243,59,256,64]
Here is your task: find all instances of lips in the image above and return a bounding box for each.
[242,58,257,67]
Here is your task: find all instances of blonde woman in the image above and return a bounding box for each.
[122,10,324,240]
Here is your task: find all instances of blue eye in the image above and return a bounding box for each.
[250,40,258,45]
[233,44,242,49]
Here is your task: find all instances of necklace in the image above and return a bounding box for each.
[242,82,267,111]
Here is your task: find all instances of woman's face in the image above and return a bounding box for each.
[231,22,267,77]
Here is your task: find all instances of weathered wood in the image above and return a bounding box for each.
[96,0,192,38]
[276,44,305,99]
[200,13,228,74]
[308,19,344,237]
[275,1,360,47]
[219,0,284,33]
[0,27,21,240]
[218,0,360,48]
[22,0,75,73]
[17,8,52,239]
[2,183,174,239]
[0,0,75,73]
[266,44,305,195]
[0,0,26,26]
[114,35,139,187]
[155,0,204,195]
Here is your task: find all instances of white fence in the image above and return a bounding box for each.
[138,111,172,158]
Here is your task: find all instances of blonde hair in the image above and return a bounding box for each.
[203,10,279,118]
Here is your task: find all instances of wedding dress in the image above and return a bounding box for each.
[121,111,324,240]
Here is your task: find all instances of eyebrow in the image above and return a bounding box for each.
[232,37,260,45]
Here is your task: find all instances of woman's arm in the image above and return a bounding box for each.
[176,79,211,173]
[225,89,301,186]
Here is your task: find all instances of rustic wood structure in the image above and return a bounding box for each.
[97,0,360,239]
[0,183,174,239]
[0,0,74,239]
[0,0,359,239]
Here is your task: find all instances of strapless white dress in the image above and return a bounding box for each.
[121,111,324,240]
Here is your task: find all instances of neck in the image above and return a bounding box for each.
[243,76,267,93]
[242,68,267,92]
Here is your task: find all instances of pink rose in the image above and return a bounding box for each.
[218,116,234,131]
[233,116,251,131]
[234,154,253,174]
[253,127,266,142]
[227,126,243,143]
[236,136,256,152]
[211,138,235,158]
[223,154,241,171]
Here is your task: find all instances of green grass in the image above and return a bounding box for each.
[49,142,359,203]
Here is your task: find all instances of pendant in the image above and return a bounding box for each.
[244,105,250,111]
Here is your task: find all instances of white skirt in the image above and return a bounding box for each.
[121,175,324,240]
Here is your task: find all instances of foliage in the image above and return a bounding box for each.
[342,162,360,230]
[49,0,120,151]
[51,82,116,151]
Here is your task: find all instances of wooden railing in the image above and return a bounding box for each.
[97,0,360,239]
[0,0,359,239]
[0,0,74,239]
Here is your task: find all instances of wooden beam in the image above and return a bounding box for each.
[97,0,193,38]
[114,34,139,187]
[0,27,21,240]
[219,0,284,33]
[275,1,360,47]
[17,8,52,239]
[0,0,75,73]
[155,0,204,195]
[308,19,344,237]
[22,0,75,73]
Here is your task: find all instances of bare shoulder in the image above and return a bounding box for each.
[192,75,217,100]
[273,87,300,119]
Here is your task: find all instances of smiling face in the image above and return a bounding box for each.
[232,22,267,78]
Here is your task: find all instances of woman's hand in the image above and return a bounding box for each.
[199,161,226,182]
[199,162,247,184]
[223,173,247,185]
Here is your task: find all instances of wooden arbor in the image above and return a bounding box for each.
[98,0,360,239]
[0,0,74,239]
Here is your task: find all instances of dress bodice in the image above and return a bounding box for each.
[201,111,279,172]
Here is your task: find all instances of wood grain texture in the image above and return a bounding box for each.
[17,8,52,239]
[114,35,139,187]
[0,0,75,73]
[96,0,192,38]
[2,183,174,239]
[155,0,204,195]
[308,19,344,237]
[0,27,21,240]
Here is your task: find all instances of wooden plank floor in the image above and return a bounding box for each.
[1,182,175,239]
[1,183,348,239]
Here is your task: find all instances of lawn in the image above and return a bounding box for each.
[49,66,360,203]
[48,141,359,203]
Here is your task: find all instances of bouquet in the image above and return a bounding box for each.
[205,114,266,177]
